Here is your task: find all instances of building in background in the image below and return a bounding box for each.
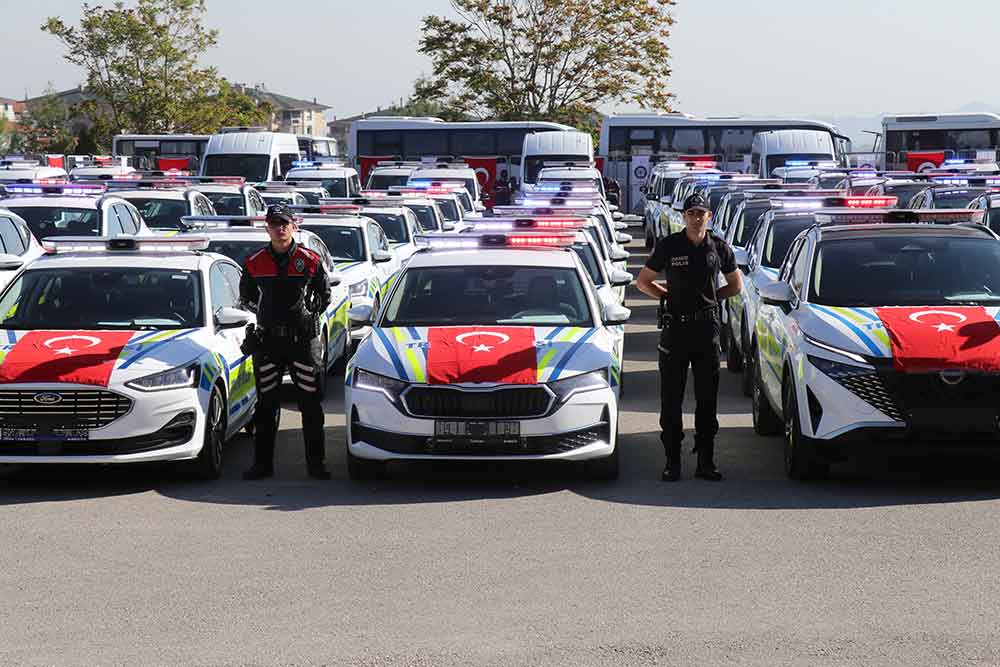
[234,84,330,137]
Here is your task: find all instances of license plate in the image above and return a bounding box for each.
[434,420,520,442]
[0,427,90,442]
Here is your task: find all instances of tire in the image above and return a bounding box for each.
[190,386,226,480]
[347,448,387,480]
[783,379,830,480]
[741,333,754,397]
[725,320,743,373]
[752,353,782,436]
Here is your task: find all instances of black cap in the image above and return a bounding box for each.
[682,193,711,213]
[265,204,295,225]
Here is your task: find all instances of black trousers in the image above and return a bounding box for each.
[252,334,325,469]
[658,318,721,461]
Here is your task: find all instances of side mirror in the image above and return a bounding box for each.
[615,232,632,245]
[660,195,672,205]
[613,220,628,231]
[612,212,625,222]
[734,248,749,273]
[603,302,631,325]
[0,254,24,271]
[348,304,373,326]
[215,306,253,329]
[610,248,629,262]
[760,281,797,307]
[608,204,620,212]
[610,269,633,288]
[442,221,456,231]
[371,250,393,263]
[328,271,343,287]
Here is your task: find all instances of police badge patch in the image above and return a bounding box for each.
[295,258,305,272]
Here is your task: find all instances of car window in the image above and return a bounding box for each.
[210,262,238,310]
[780,238,803,282]
[107,205,126,237]
[0,217,26,255]
[789,241,810,296]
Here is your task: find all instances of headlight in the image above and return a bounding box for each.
[349,280,369,298]
[802,332,869,364]
[549,369,609,403]
[354,368,408,401]
[126,363,200,392]
[807,355,873,380]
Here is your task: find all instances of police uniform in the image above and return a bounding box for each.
[645,200,736,480]
[239,239,332,478]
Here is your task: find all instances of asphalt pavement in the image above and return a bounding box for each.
[3,231,1000,666]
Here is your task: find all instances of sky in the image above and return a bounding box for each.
[4,0,1000,125]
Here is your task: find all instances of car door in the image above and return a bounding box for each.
[761,236,809,402]
[367,222,398,299]
[209,260,255,432]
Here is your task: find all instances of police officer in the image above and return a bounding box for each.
[240,204,333,480]
[636,193,743,482]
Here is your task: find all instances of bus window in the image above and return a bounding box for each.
[497,129,529,155]
[671,129,706,153]
[451,130,495,156]
[404,131,448,156]
[373,131,402,156]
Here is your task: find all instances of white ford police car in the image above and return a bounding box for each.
[750,210,997,480]
[0,236,256,478]
[344,232,630,480]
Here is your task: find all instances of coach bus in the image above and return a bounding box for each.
[111,134,210,171]
[879,113,1000,172]
[348,117,576,197]
[599,113,850,212]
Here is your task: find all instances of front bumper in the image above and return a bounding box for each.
[0,384,207,464]
[346,383,618,462]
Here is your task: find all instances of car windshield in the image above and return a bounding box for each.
[367,174,410,190]
[810,236,1000,307]
[933,189,981,209]
[297,189,328,205]
[0,268,203,330]
[7,206,99,238]
[204,192,245,215]
[204,154,269,182]
[883,183,928,208]
[404,204,439,232]
[434,198,460,222]
[261,192,304,206]
[524,156,586,184]
[381,265,593,327]
[364,212,409,244]
[299,225,365,261]
[320,178,347,197]
[205,240,261,266]
[762,216,813,268]
[733,203,770,247]
[987,208,1000,234]
[124,198,189,230]
[816,174,846,189]
[584,226,608,260]
[571,242,605,286]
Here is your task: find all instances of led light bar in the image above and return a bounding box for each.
[3,183,106,195]
[295,204,362,214]
[177,176,246,185]
[492,206,596,217]
[180,215,267,229]
[416,232,575,249]
[106,179,188,190]
[42,235,211,253]
[468,217,588,231]
[814,209,985,225]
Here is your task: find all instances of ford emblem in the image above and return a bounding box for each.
[33,392,63,405]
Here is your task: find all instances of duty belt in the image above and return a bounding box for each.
[263,325,293,337]
[667,308,718,324]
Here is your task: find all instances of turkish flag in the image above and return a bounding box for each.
[875,307,1000,372]
[427,326,538,385]
[359,156,394,187]
[0,331,135,387]
[462,156,497,199]
[906,151,946,172]
[157,157,190,171]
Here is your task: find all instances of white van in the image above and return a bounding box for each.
[201,128,301,183]
[750,130,839,178]
[520,131,593,186]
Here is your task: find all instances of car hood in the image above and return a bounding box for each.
[353,325,614,385]
[0,328,211,387]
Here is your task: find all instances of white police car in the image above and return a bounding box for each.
[1,183,152,240]
[284,161,361,198]
[750,209,997,479]
[185,177,268,217]
[344,232,630,480]
[107,180,218,234]
[181,216,352,388]
[0,236,257,478]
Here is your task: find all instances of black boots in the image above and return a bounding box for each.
[661,458,681,482]
[694,440,723,481]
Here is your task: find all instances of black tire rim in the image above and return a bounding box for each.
[783,384,796,476]
[752,362,762,427]
[207,390,224,471]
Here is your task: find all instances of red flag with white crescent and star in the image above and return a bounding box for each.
[875,307,1000,372]
[0,331,135,387]
[427,326,537,385]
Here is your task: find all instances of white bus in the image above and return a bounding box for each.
[111,134,210,171]
[348,117,575,202]
[599,113,850,211]
[879,113,1000,172]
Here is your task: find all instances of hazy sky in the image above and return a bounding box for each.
[4,0,999,121]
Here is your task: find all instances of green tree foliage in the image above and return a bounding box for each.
[19,88,78,154]
[42,0,271,147]
[417,0,676,129]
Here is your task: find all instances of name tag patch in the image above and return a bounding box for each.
[671,256,689,267]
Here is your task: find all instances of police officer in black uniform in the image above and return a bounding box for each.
[239,205,333,480]
[636,193,743,482]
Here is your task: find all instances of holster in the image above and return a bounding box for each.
[240,323,263,356]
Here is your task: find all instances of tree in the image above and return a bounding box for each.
[19,88,77,154]
[42,0,270,146]
[416,0,676,129]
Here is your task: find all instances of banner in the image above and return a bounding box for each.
[0,331,135,387]
[359,156,394,186]
[629,155,651,215]
[157,157,190,172]
[906,151,945,173]
[46,155,65,169]
[463,156,498,207]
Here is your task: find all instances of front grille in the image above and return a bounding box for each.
[878,370,1000,433]
[352,422,608,456]
[0,390,132,429]
[831,372,905,421]
[404,386,551,418]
